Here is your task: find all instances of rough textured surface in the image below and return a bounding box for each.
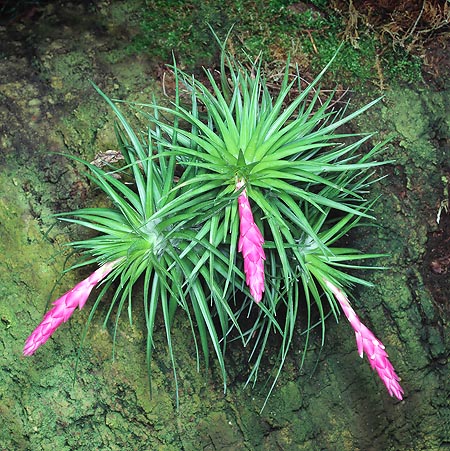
[0,1,448,450]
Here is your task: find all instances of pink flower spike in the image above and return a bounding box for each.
[324,279,404,400]
[236,180,265,302]
[23,259,120,356]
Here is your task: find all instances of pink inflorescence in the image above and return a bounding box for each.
[23,259,119,356]
[236,180,265,303]
[325,279,404,400]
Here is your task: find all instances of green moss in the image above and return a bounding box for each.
[127,0,233,69]
[383,50,423,84]
[129,1,423,89]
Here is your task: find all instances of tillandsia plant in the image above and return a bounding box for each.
[24,34,403,406]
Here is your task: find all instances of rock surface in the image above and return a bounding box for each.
[0,1,448,450]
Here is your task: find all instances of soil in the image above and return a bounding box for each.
[0,1,449,451]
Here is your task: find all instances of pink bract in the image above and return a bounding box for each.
[325,279,404,400]
[23,259,119,356]
[237,180,265,302]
